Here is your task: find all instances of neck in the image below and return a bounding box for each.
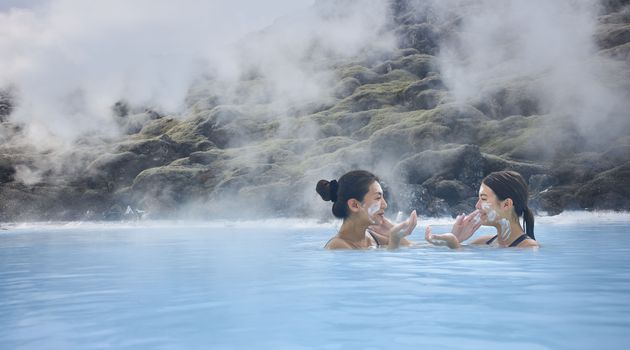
[492,218,525,246]
[338,216,370,242]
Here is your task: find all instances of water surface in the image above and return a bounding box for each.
[1,214,629,349]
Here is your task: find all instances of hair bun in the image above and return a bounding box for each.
[316,179,339,202]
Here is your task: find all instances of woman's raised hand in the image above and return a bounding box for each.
[425,226,460,249]
[387,210,417,249]
[451,210,482,243]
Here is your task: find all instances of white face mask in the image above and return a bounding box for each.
[363,202,381,224]
[499,218,511,240]
[481,202,498,223]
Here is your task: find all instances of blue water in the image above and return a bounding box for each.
[1,214,630,350]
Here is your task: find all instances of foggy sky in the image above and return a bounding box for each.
[0,0,316,140]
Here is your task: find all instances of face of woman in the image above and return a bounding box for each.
[360,181,388,225]
[475,183,505,225]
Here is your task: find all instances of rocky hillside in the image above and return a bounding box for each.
[1,0,629,221]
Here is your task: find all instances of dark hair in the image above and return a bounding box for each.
[482,170,535,240]
[316,170,379,219]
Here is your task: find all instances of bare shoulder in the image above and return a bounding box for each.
[471,234,496,245]
[518,239,539,248]
[325,237,352,250]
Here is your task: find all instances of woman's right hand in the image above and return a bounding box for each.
[451,210,482,243]
[387,210,417,249]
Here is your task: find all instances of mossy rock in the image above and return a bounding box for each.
[417,103,488,145]
[166,106,279,149]
[396,24,442,55]
[333,77,361,99]
[373,54,438,78]
[116,111,163,135]
[351,108,413,139]
[331,80,411,113]
[186,149,229,166]
[408,90,447,110]
[310,136,357,155]
[298,140,372,174]
[336,64,381,85]
[478,115,586,161]
[402,75,446,97]
[139,117,181,137]
[131,165,217,214]
[472,82,542,119]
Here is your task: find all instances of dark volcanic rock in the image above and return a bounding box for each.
[395,144,485,189]
[473,83,542,119]
[0,158,15,183]
[528,174,558,193]
[425,179,475,205]
[576,162,630,210]
[482,153,547,181]
[397,23,441,55]
[130,166,217,216]
[0,88,15,122]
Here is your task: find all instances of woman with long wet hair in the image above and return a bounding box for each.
[425,170,539,248]
[316,170,417,250]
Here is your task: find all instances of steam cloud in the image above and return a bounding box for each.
[1,0,396,144]
[435,0,630,139]
[1,0,319,141]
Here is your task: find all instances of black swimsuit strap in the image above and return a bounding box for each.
[509,234,529,247]
[366,229,380,248]
[486,235,498,245]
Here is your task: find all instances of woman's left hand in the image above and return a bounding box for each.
[425,226,460,249]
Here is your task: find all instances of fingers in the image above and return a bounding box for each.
[455,214,464,225]
[409,210,418,230]
[425,225,432,242]
[392,221,408,235]
[463,210,478,223]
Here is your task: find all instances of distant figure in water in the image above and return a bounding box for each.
[316,170,417,250]
[425,170,539,248]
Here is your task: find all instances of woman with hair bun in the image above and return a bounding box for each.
[425,170,539,248]
[316,170,417,250]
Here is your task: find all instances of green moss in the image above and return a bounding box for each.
[329,80,413,114]
[336,64,380,84]
[137,118,181,138]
